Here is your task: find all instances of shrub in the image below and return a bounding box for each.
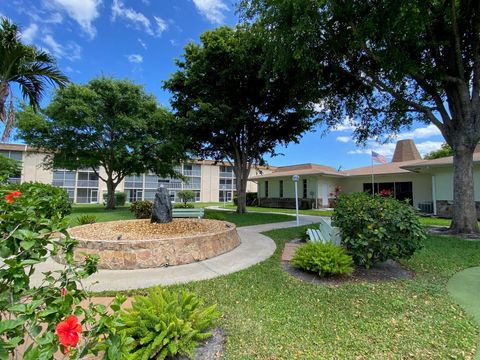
[177,189,196,205]
[115,191,127,206]
[233,192,258,206]
[291,242,354,277]
[119,287,219,360]
[173,202,195,208]
[76,214,97,225]
[130,200,153,219]
[0,184,130,359]
[103,191,127,206]
[332,192,426,268]
[2,181,72,217]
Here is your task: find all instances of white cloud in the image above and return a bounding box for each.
[112,0,167,36]
[192,0,229,24]
[21,23,39,43]
[154,16,168,35]
[397,124,441,140]
[336,136,351,143]
[42,34,82,61]
[138,38,147,49]
[49,0,101,38]
[331,116,356,132]
[348,140,443,158]
[127,54,143,63]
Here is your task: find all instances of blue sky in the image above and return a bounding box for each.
[1,0,446,170]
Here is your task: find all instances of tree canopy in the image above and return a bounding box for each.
[0,153,20,184]
[424,144,454,160]
[0,17,68,141]
[17,77,185,209]
[164,26,317,213]
[241,0,480,233]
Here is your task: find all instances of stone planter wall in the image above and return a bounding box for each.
[436,200,480,219]
[54,221,241,270]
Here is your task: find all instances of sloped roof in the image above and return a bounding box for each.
[401,152,480,171]
[340,160,423,176]
[250,163,344,179]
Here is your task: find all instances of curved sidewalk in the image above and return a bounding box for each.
[31,215,321,292]
[447,267,480,360]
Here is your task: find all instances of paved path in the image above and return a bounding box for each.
[31,215,322,292]
[447,267,480,360]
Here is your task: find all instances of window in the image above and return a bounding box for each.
[279,180,284,198]
[303,179,307,198]
[265,181,269,198]
[362,182,413,204]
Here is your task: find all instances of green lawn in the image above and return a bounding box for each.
[68,204,293,227]
[78,204,480,358]
[168,228,480,359]
[97,226,480,359]
[224,204,334,217]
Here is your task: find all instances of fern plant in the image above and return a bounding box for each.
[291,242,354,277]
[119,287,219,359]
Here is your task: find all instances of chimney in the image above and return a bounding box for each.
[391,139,422,162]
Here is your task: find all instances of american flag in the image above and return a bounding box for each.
[372,151,387,164]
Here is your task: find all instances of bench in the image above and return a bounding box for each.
[306,218,341,245]
[172,208,205,219]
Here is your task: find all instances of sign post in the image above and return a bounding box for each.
[292,175,300,226]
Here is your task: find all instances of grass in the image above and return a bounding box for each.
[68,204,293,227]
[77,204,480,357]
[223,204,334,217]
[98,226,480,359]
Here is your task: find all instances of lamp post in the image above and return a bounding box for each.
[292,175,300,226]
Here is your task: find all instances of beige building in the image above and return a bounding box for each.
[0,143,272,204]
[251,140,438,214]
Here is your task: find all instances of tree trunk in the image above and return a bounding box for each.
[233,162,249,214]
[105,179,116,210]
[450,145,479,233]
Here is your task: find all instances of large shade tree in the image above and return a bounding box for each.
[17,77,186,209]
[164,26,317,213]
[242,0,480,233]
[0,17,68,141]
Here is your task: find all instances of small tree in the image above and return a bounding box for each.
[177,190,196,205]
[17,77,186,209]
[164,26,317,213]
[0,153,20,183]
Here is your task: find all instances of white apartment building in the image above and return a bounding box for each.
[1,143,271,203]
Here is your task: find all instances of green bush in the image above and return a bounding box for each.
[291,242,354,277]
[332,192,426,268]
[233,192,258,206]
[2,182,72,217]
[130,200,153,219]
[103,191,127,206]
[119,287,219,360]
[115,191,127,206]
[177,189,196,205]
[76,214,97,225]
[173,202,195,209]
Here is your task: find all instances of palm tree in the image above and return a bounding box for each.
[0,17,69,141]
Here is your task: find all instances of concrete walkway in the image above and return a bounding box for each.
[447,267,480,360]
[31,215,322,292]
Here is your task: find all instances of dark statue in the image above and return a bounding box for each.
[151,186,172,223]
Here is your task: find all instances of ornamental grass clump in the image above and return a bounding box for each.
[130,200,153,219]
[332,192,426,268]
[119,287,219,360]
[291,242,354,277]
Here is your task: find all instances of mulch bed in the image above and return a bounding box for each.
[68,219,230,240]
[281,240,415,285]
[176,328,225,360]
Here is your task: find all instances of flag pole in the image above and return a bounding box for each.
[371,152,374,196]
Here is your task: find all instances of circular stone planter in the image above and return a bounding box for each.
[54,219,241,270]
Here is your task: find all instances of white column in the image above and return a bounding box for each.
[432,175,437,215]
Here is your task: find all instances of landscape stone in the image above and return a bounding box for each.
[151,186,173,223]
